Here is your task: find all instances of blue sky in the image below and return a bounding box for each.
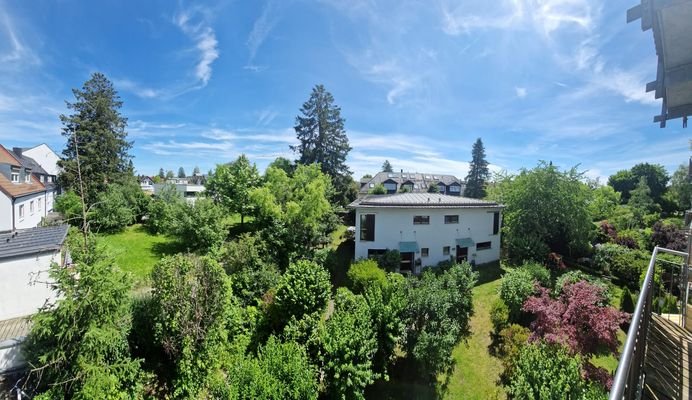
[0,0,688,181]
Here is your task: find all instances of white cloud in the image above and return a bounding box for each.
[515,87,527,98]
[114,79,162,99]
[0,7,39,66]
[246,1,281,67]
[174,8,219,86]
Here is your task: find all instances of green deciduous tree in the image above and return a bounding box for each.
[464,138,490,198]
[206,155,261,225]
[369,183,386,195]
[24,232,146,398]
[291,84,353,206]
[608,163,670,204]
[669,164,692,212]
[404,263,477,380]
[382,160,393,173]
[589,185,621,221]
[58,73,133,205]
[170,198,229,252]
[273,259,331,324]
[90,184,135,232]
[489,162,592,262]
[165,170,174,179]
[151,254,241,397]
[629,177,661,227]
[320,288,378,400]
[145,183,184,234]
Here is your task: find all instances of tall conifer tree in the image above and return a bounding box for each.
[463,138,490,198]
[58,73,132,205]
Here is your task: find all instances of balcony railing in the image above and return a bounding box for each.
[609,246,689,400]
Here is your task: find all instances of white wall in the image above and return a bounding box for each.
[0,340,25,373]
[354,206,502,269]
[14,192,45,230]
[45,189,56,213]
[152,183,204,204]
[23,144,61,177]
[0,193,11,232]
[0,250,60,321]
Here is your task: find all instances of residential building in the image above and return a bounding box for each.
[0,224,69,373]
[139,176,154,193]
[152,182,205,203]
[359,171,465,196]
[349,193,502,273]
[0,145,59,232]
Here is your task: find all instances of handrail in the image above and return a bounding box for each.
[609,246,688,400]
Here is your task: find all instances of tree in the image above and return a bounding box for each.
[382,160,393,173]
[170,198,229,251]
[158,167,165,179]
[427,183,439,193]
[58,72,133,205]
[89,184,135,232]
[273,259,331,324]
[507,342,585,400]
[499,267,539,322]
[608,163,669,204]
[320,288,378,400]
[291,84,353,205]
[669,164,692,211]
[250,164,335,267]
[146,183,184,234]
[464,138,490,198]
[166,170,174,179]
[178,167,186,178]
[629,177,660,227]
[24,232,146,398]
[268,157,295,176]
[369,183,386,195]
[404,263,477,380]
[206,155,261,225]
[589,185,621,221]
[489,162,592,261]
[193,165,201,175]
[151,254,241,397]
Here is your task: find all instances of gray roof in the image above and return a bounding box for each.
[349,193,502,209]
[0,225,69,260]
[360,171,464,193]
[11,150,49,176]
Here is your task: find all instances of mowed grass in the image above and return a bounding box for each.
[443,262,506,400]
[99,224,181,287]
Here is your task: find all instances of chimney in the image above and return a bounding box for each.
[12,147,22,158]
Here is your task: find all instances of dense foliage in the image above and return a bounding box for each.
[499,267,538,321]
[273,260,331,324]
[220,233,280,306]
[347,259,388,294]
[205,155,261,225]
[464,138,490,198]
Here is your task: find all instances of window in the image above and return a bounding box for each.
[421,248,429,257]
[413,215,429,225]
[360,214,375,241]
[25,170,31,182]
[477,241,492,251]
[367,249,387,257]
[444,215,459,224]
[11,172,19,182]
[30,201,34,213]
[449,185,461,193]
[39,175,44,182]
[38,198,42,211]
[369,183,374,188]
[19,204,24,218]
[383,182,397,192]
[493,212,500,235]
[443,246,450,255]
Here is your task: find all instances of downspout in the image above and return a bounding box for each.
[11,196,15,231]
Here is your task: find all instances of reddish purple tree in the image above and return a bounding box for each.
[523,281,629,388]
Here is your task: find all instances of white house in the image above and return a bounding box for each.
[359,171,465,196]
[349,193,502,273]
[0,224,69,373]
[152,182,205,203]
[21,144,61,178]
[0,145,59,232]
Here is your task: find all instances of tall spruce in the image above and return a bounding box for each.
[463,138,490,198]
[158,168,165,178]
[58,73,132,205]
[291,84,353,205]
[178,167,186,178]
[382,160,393,173]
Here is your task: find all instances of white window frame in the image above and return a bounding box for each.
[30,200,34,214]
[19,204,24,219]
[11,172,19,183]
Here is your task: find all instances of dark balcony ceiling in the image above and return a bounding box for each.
[628,0,692,127]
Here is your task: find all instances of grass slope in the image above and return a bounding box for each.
[443,262,506,400]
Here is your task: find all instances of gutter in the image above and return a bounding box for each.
[11,197,15,231]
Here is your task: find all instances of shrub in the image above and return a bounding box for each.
[554,270,610,301]
[651,221,687,251]
[274,260,331,324]
[348,259,388,294]
[521,262,551,287]
[490,298,510,333]
[499,268,537,322]
[171,198,229,252]
[372,249,401,272]
[90,184,135,232]
[54,190,84,227]
[497,324,530,382]
[507,233,550,265]
[593,243,647,287]
[620,287,635,314]
[507,342,584,400]
[369,183,386,195]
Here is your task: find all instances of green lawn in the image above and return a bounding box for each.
[99,224,181,287]
[443,262,506,400]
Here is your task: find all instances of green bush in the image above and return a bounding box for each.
[90,184,134,232]
[348,259,388,294]
[593,243,647,287]
[507,234,550,265]
[521,262,551,287]
[274,260,331,324]
[372,249,401,272]
[507,342,584,400]
[498,324,530,382]
[620,287,635,314]
[490,298,510,333]
[171,198,229,252]
[554,270,611,302]
[499,268,537,322]
[54,190,84,227]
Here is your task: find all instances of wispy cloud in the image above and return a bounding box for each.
[114,79,162,99]
[174,7,219,87]
[0,6,39,66]
[515,87,527,98]
[246,0,281,69]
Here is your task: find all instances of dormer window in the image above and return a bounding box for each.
[11,172,19,182]
[39,175,44,183]
[25,171,31,183]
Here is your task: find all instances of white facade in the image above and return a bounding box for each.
[0,194,10,232]
[354,206,502,270]
[153,183,205,203]
[22,144,61,177]
[13,192,47,230]
[0,250,60,321]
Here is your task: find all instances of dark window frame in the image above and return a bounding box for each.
[421,248,429,257]
[443,246,450,255]
[360,214,376,241]
[444,215,459,224]
[413,215,430,225]
[493,212,500,235]
[477,241,492,251]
